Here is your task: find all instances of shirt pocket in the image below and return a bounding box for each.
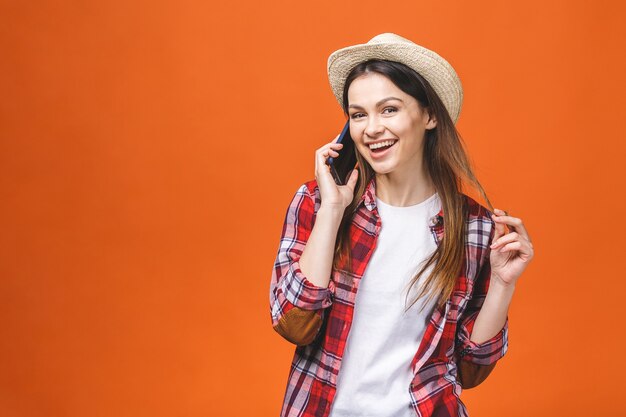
[446,276,472,323]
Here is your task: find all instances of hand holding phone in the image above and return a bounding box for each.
[314,124,359,211]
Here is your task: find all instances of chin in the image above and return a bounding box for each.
[369,164,396,175]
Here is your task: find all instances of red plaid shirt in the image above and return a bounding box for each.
[270,177,508,417]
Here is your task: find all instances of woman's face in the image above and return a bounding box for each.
[347,72,436,178]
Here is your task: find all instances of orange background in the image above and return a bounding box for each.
[1,1,625,416]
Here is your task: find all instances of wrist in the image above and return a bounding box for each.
[487,276,516,299]
[318,205,346,220]
[316,206,346,232]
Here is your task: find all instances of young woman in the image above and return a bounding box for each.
[269,33,534,417]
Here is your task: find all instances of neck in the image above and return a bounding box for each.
[374,166,436,207]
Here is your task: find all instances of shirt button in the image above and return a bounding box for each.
[429,215,442,227]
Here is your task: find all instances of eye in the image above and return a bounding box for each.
[350,112,365,119]
[382,106,398,114]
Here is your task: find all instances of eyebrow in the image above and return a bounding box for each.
[348,96,404,110]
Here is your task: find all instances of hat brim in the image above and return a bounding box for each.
[327,41,463,123]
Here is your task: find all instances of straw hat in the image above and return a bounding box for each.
[327,33,463,123]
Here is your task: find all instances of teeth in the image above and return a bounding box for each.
[369,140,397,150]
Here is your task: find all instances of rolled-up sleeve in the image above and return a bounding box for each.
[279,259,334,312]
[269,183,334,345]
[457,310,508,365]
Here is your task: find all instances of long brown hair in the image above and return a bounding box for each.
[331,59,495,311]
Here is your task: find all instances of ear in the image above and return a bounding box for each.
[425,111,437,130]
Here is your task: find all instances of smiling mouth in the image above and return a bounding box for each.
[369,140,398,153]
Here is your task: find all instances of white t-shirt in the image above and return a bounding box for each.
[329,192,441,417]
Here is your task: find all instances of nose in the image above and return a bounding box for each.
[364,115,384,138]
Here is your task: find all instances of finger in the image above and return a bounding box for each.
[317,144,343,163]
[498,240,533,260]
[315,147,330,177]
[316,145,343,182]
[317,142,345,167]
[492,211,522,227]
[490,232,520,249]
[346,169,359,190]
[317,144,343,155]
[321,149,340,165]
[317,151,330,172]
[492,208,512,234]
[314,155,319,179]
[491,213,507,242]
[321,149,340,159]
[491,234,532,253]
[492,209,531,242]
[497,241,522,253]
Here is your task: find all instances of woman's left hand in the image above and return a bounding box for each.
[488,208,534,287]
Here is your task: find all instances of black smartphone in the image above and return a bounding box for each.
[326,120,357,185]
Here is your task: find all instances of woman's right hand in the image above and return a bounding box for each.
[314,134,359,211]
